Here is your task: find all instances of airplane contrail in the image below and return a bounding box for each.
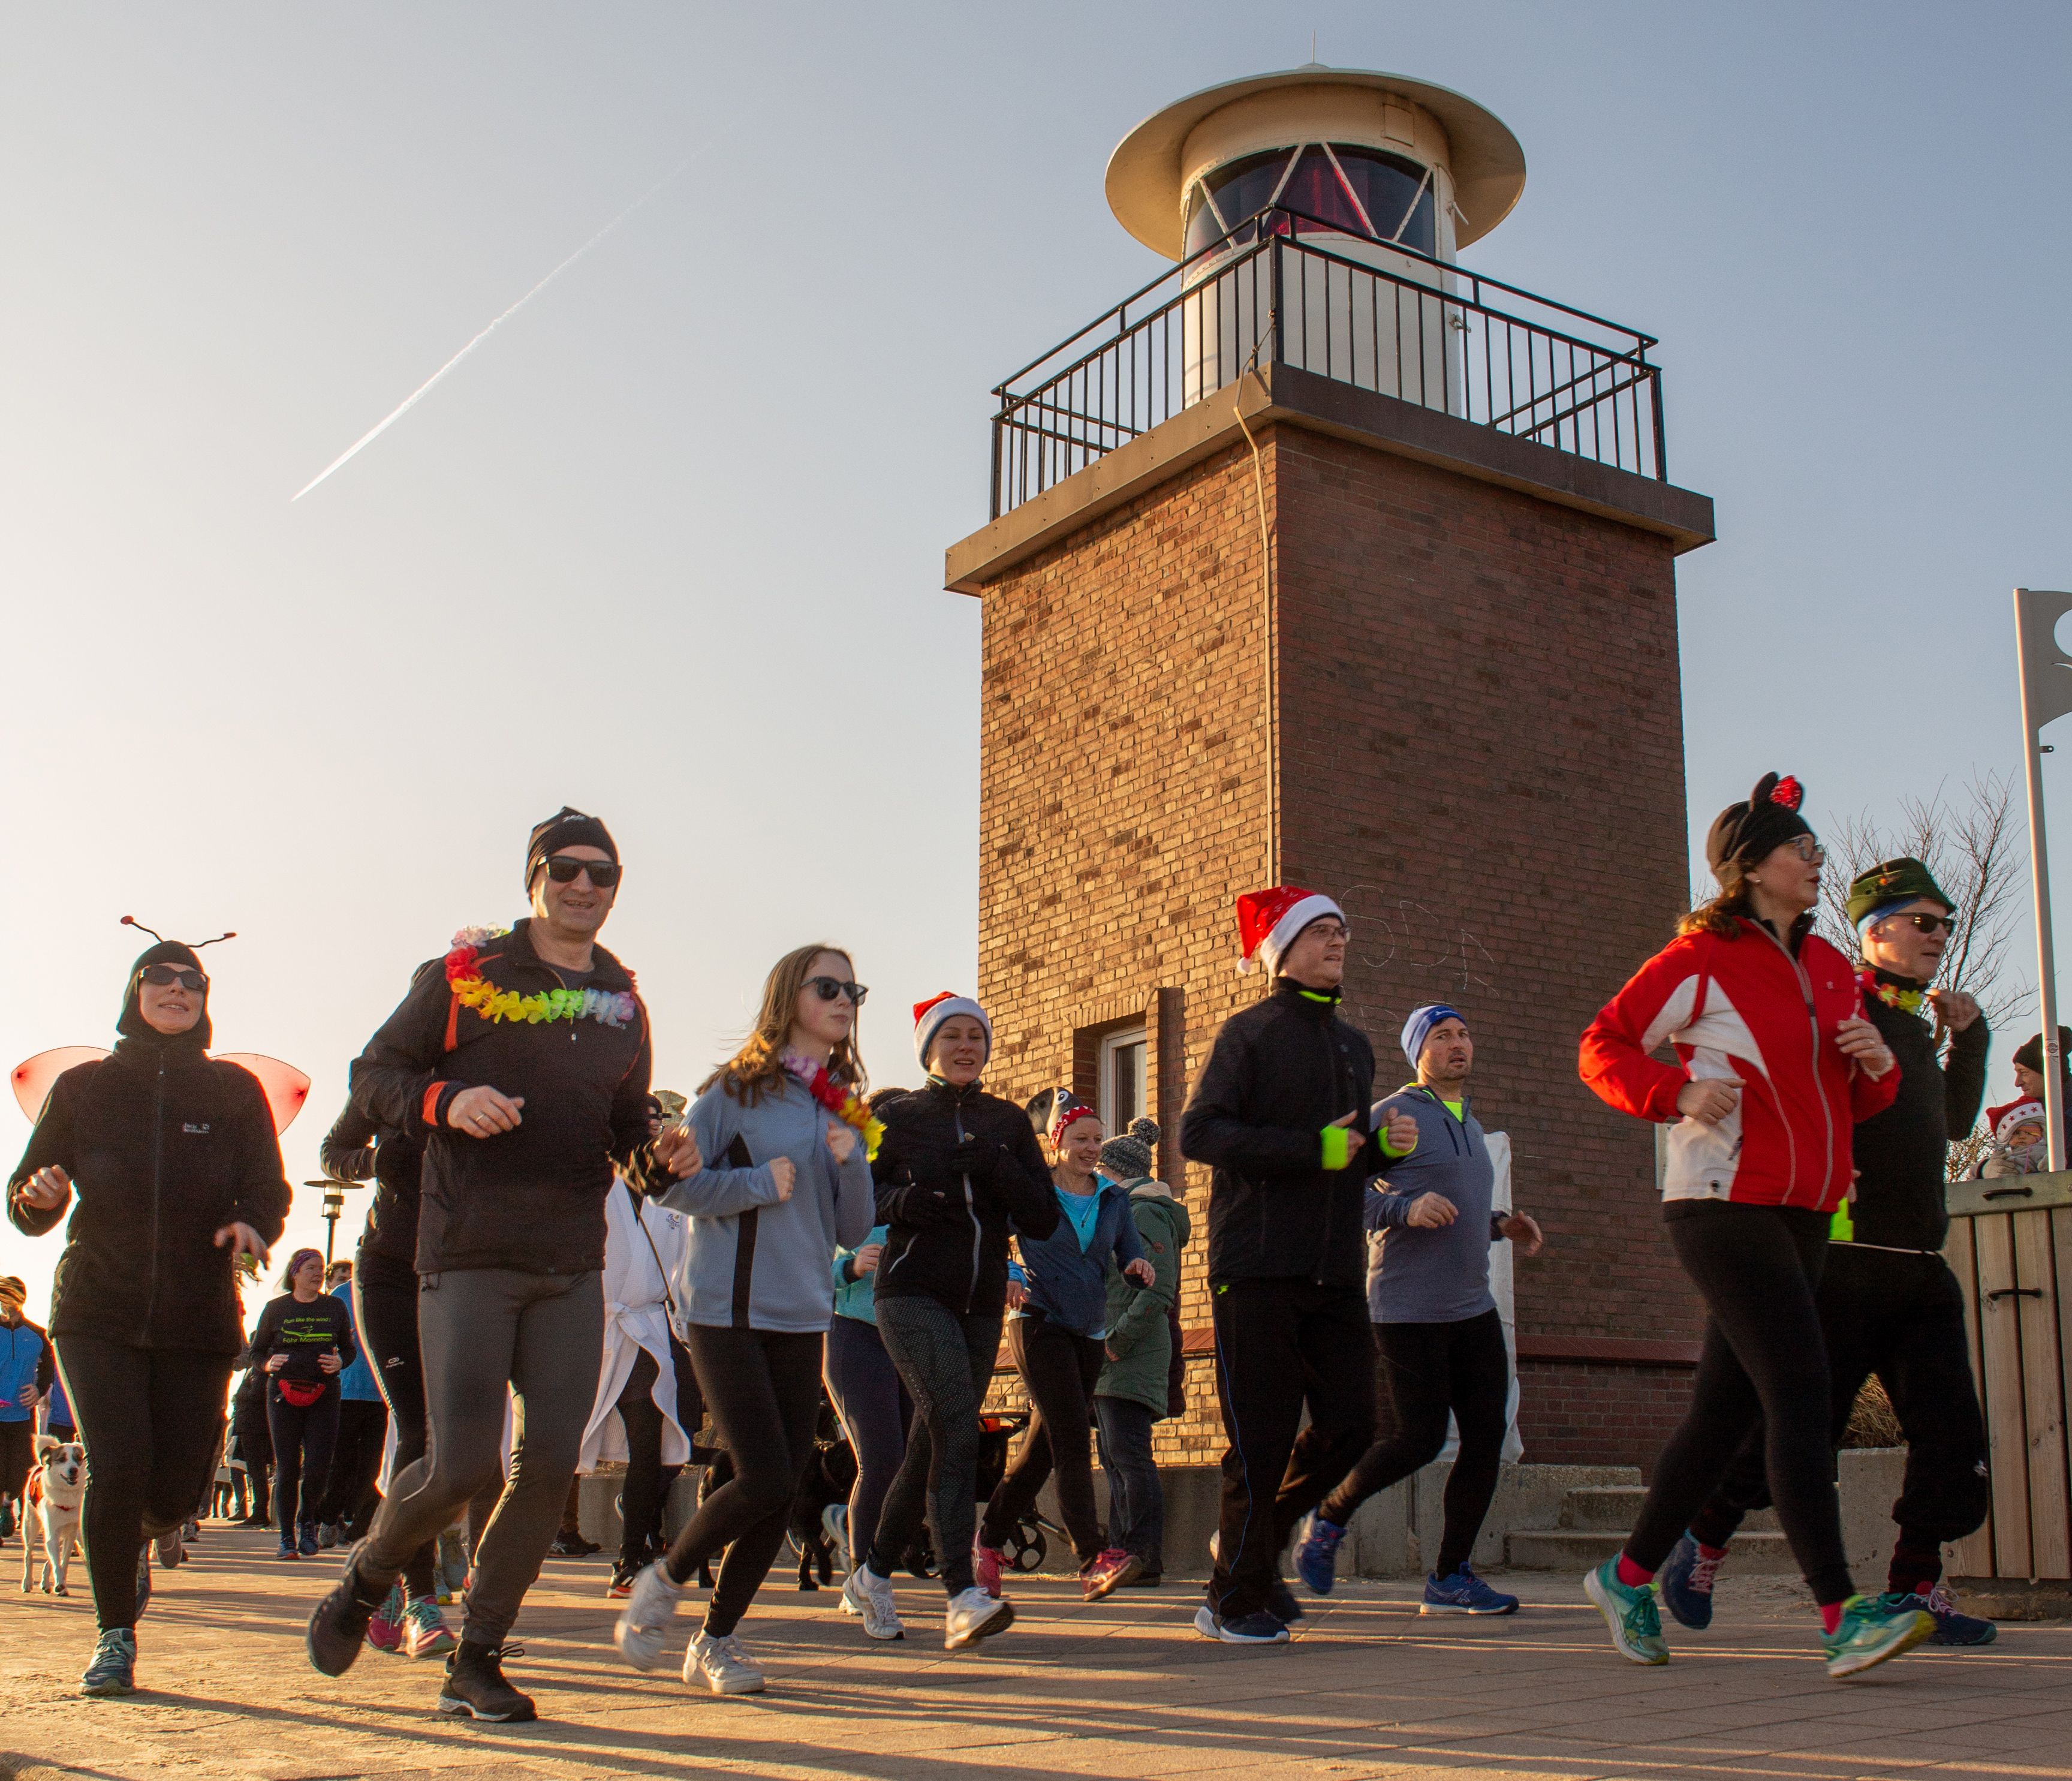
[291,155,697,502]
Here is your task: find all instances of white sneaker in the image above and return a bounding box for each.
[944,1584,1014,1651]
[686,1627,765,1695]
[841,1563,905,1641]
[613,1562,688,1672]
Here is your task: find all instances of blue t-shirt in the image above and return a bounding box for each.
[330,1284,382,1402]
[1055,1185,1102,1251]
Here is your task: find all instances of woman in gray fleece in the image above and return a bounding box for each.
[612,944,875,1697]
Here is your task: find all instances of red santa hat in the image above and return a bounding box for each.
[912,992,992,1069]
[1996,1100,2047,1143]
[1236,886,1347,975]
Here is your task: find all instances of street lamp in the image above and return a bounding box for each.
[306,1178,365,1267]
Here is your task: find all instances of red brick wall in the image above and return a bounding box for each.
[972,422,1700,1470]
[1517,1359,1696,1476]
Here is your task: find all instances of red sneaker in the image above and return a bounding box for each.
[365,1584,405,1653]
[972,1540,1006,1599]
[1081,1548,1145,1601]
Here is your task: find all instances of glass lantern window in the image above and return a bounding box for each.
[1329,145,1436,255]
[1185,148,1292,257]
[1183,141,1437,260]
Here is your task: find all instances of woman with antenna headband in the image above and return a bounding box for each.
[7,919,289,1698]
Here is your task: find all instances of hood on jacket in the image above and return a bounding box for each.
[118,938,213,1051]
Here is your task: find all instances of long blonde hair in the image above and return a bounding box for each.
[701,944,869,1106]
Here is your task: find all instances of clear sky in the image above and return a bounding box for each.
[4,1,2068,1317]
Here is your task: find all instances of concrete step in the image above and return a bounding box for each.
[1557,1487,1779,1533]
[1507,1528,1799,1574]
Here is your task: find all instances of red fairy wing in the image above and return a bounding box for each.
[10,1047,112,1121]
[212,1054,312,1134]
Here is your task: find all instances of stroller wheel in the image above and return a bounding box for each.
[1004,1522,1047,1573]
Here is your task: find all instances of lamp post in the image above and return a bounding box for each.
[308,1179,354,1268]
[2013,587,2072,1172]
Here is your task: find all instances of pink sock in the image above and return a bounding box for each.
[1819,1601,1844,1635]
[1616,1554,1654,1589]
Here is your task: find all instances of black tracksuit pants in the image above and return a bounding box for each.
[1319,1308,1510,1580]
[1626,1202,1856,1605]
[981,1311,1107,1565]
[615,1343,698,1568]
[320,1398,389,1535]
[355,1262,441,1600]
[661,1326,823,1635]
[1689,1246,1989,1584]
[52,1335,233,1632]
[1207,1277,1376,1621]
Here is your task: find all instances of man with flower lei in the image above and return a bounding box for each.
[1663,856,1995,1648]
[306,808,700,1725]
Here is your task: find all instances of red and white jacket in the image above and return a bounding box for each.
[1579,919,1898,1211]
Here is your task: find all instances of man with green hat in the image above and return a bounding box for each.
[1657,856,1995,1645]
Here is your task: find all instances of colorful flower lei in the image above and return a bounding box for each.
[445,926,638,1029]
[781,1052,884,1160]
[1857,967,1925,1017]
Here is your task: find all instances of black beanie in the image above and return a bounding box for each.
[1705,772,1814,882]
[118,939,212,1049]
[525,807,619,890]
[2013,1028,2072,1075]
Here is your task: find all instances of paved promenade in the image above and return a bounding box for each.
[1,1524,2068,1780]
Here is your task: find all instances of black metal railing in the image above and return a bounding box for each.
[990,207,1667,518]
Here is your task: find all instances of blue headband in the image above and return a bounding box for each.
[1856,896,1922,935]
[1402,1004,1466,1067]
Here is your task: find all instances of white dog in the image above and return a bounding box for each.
[22,1435,86,1596]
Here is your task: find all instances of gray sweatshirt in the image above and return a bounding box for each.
[659,1074,875,1334]
[1363,1084,1503,1324]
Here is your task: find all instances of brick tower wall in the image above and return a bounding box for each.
[973,422,1700,1470]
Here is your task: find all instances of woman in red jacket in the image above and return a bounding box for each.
[1577,774,1932,1681]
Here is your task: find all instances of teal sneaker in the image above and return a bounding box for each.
[1823,1593,1933,1678]
[80,1627,138,1696]
[1583,1557,1669,1665]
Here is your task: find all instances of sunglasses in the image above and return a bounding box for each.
[1890,911,1956,936]
[138,964,207,992]
[542,855,622,888]
[806,976,868,1006]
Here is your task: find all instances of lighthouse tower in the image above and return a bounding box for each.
[948,65,1717,1473]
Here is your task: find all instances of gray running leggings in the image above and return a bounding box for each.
[360,1269,603,1645]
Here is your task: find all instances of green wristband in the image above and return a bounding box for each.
[1320,1124,1351,1170]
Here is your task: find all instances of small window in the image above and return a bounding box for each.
[1100,1028,1148,1137]
[1185,148,1293,257]
[1326,145,1435,255]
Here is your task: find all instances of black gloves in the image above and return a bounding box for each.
[950,1133,998,1185]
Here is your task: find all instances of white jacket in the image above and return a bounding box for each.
[579,1179,693,1471]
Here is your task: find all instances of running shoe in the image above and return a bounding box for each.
[1421,1564,1520,1615]
[134,1544,152,1618]
[613,1561,689,1671]
[297,1522,319,1557]
[1293,1515,1347,1596]
[401,1597,458,1659]
[1192,1603,1290,1644]
[317,1521,339,1550]
[155,1530,185,1569]
[606,1558,639,1599]
[365,1583,406,1653]
[1583,1557,1669,1665]
[972,1538,1006,1599]
[823,1503,850,1572]
[80,1628,137,1696]
[307,1547,391,1678]
[549,1531,600,1557]
[686,1628,765,1695]
[1823,1594,1934,1678]
[439,1640,535,1722]
[1658,1532,1724,1630]
[1082,1548,1144,1600]
[944,1584,1014,1650]
[1880,1583,1996,1647]
[841,1563,905,1641]
[1267,1578,1306,1624]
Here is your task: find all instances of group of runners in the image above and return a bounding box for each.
[3,778,2001,1715]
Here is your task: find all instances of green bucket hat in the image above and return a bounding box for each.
[1846,856,1954,929]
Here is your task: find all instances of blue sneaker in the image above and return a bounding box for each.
[1883,1584,1996,1647]
[1293,1516,1347,1596]
[80,1627,137,1696]
[298,1522,320,1557]
[1658,1532,1724,1630]
[1421,1563,1519,1615]
[1583,1557,1669,1665]
[1193,1603,1290,1644]
[1266,1578,1305,1624]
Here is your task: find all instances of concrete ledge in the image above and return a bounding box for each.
[945,359,1715,593]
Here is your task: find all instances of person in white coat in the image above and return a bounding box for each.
[581,1169,699,1596]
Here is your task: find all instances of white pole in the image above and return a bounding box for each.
[2013,587,2072,1171]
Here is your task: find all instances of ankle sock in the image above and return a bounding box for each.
[1615,1554,1654,1589]
[1697,1541,1728,1562]
[1888,1542,1941,1597]
[1819,1601,1845,1635]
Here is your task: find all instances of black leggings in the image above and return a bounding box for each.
[870,1295,1002,1597]
[616,1344,698,1567]
[320,1398,388,1535]
[357,1263,440,1601]
[267,1383,340,1534]
[1319,1308,1509,1580]
[1625,1202,1854,1605]
[52,1335,232,1632]
[981,1313,1107,1565]
[662,1326,823,1635]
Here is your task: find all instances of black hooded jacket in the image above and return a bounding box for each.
[348,919,658,1275]
[1180,977,1381,1289]
[871,1078,1059,1317]
[5,944,290,1351]
[1844,973,1989,1252]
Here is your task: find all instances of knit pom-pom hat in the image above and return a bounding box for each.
[1099,1117,1160,1182]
